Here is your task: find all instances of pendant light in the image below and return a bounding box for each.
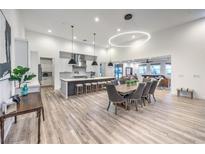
[107,44,113,67]
[91,33,98,66]
[68,25,77,64]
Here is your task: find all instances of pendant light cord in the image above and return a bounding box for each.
[109,44,111,62]
[93,33,96,57]
[71,25,74,53]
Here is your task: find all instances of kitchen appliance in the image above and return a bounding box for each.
[72,54,86,68]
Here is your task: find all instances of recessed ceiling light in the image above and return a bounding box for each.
[73,36,77,40]
[92,41,95,44]
[48,29,52,33]
[117,28,121,32]
[132,35,136,39]
[94,17,99,22]
[124,14,133,20]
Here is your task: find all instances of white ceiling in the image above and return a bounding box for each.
[20,9,205,47]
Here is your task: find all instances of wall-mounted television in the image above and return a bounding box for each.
[0,10,11,81]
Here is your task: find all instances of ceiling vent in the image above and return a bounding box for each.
[124,14,133,20]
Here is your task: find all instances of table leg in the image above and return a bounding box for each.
[15,116,17,124]
[1,118,4,144]
[37,110,41,144]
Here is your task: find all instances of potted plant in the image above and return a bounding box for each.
[10,66,36,96]
[125,80,132,86]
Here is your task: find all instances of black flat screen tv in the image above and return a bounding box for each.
[0,10,11,80]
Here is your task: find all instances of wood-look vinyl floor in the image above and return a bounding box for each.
[5,87,205,144]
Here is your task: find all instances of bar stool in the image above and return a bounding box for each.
[106,81,112,84]
[101,81,107,90]
[91,82,98,92]
[97,81,104,91]
[84,83,92,94]
[76,84,83,95]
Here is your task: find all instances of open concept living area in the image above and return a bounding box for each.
[0,7,205,145]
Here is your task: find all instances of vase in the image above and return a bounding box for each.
[21,83,29,96]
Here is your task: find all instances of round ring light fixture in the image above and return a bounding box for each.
[108,31,151,48]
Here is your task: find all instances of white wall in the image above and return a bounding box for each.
[111,18,205,99]
[25,31,110,90]
[0,9,25,141]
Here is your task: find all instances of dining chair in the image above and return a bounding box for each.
[149,80,158,102]
[141,81,152,106]
[106,84,127,115]
[127,83,145,111]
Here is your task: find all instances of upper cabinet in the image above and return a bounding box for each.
[86,60,93,72]
[59,58,72,72]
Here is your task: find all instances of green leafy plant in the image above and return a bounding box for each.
[9,66,36,88]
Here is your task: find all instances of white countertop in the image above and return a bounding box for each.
[60,77,115,82]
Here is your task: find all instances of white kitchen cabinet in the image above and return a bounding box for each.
[86,60,93,72]
[59,58,72,72]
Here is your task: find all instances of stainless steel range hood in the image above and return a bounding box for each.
[73,54,86,68]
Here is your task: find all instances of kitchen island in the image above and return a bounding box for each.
[60,77,115,98]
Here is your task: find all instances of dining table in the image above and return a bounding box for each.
[115,83,138,96]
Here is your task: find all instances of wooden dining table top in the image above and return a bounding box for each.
[115,84,138,95]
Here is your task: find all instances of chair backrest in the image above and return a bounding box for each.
[111,80,119,85]
[106,84,124,102]
[129,82,145,100]
[149,80,158,94]
[142,81,152,97]
[119,79,126,85]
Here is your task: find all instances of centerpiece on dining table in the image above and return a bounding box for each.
[125,79,138,86]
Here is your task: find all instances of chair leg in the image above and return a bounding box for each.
[135,100,138,111]
[125,100,128,110]
[115,104,117,115]
[42,107,45,121]
[148,95,151,103]
[107,101,111,111]
[140,100,143,108]
[145,96,150,103]
[143,98,146,106]
[153,94,156,102]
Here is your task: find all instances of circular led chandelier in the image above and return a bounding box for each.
[108,31,151,48]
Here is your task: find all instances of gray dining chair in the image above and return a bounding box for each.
[149,80,158,102]
[106,84,127,115]
[127,83,145,111]
[141,81,152,106]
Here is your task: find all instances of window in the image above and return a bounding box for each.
[165,63,172,75]
[114,64,123,79]
[150,64,161,75]
[138,65,147,75]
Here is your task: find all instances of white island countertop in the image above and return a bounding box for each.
[60,77,115,82]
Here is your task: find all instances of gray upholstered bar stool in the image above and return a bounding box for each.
[84,82,92,94]
[76,84,84,95]
[91,82,98,92]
